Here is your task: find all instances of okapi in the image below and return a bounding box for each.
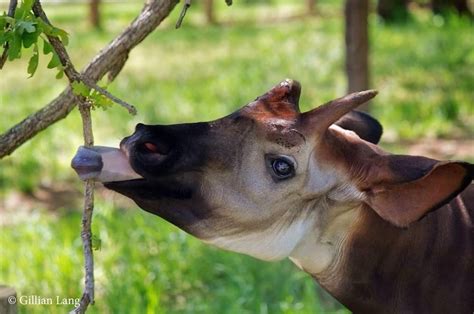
[72,80,474,313]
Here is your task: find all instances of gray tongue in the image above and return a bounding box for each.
[71,146,142,182]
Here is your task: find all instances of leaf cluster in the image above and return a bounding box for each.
[0,0,69,77]
[71,81,113,111]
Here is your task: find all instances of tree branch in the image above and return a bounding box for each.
[176,0,191,29]
[0,0,179,159]
[175,0,232,28]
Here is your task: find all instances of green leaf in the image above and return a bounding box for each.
[35,18,53,35]
[47,51,60,69]
[0,15,14,29]
[22,28,39,48]
[16,20,36,34]
[7,35,22,61]
[51,27,69,46]
[14,6,25,19]
[42,38,52,55]
[27,44,39,77]
[56,69,64,79]
[71,81,91,97]
[23,0,35,11]
[91,234,102,251]
[0,32,9,46]
[90,90,113,110]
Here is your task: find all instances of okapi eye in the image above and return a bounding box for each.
[266,155,295,180]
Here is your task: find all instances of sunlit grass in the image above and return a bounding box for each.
[0,198,346,313]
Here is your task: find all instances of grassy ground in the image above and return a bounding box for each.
[0,1,473,313]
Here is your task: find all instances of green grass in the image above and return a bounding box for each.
[0,1,473,313]
[0,200,345,314]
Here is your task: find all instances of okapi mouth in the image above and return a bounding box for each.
[71,145,195,201]
[104,178,194,201]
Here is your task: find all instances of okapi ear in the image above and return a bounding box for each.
[301,90,378,135]
[363,156,473,227]
[335,110,383,144]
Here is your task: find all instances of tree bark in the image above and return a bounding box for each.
[0,0,179,159]
[345,0,370,111]
[89,0,101,29]
[204,0,216,24]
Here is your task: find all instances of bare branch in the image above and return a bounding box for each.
[175,0,231,28]
[176,0,192,28]
[0,0,19,69]
[31,2,98,311]
[73,104,96,314]
[0,0,180,159]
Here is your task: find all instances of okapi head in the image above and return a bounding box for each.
[72,80,473,277]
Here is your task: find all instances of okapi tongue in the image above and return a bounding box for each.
[71,146,142,182]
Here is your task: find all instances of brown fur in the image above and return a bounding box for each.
[317,186,474,313]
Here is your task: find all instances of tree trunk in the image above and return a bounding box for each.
[204,0,216,24]
[377,0,409,22]
[345,0,370,111]
[90,0,101,29]
[432,0,472,16]
[307,0,316,15]
[0,286,16,314]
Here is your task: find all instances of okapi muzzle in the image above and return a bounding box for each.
[71,80,474,313]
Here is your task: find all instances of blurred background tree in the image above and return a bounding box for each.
[345,0,370,112]
[89,0,101,29]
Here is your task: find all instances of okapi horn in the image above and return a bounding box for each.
[256,79,302,110]
[301,89,378,134]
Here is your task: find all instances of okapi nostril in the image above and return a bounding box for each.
[144,142,159,153]
[141,141,171,155]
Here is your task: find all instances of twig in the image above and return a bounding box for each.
[72,103,96,314]
[82,79,137,115]
[75,102,96,314]
[31,1,96,311]
[0,0,18,69]
[175,0,191,28]
[175,0,232,29]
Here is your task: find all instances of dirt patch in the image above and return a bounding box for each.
[382,138,474,161]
